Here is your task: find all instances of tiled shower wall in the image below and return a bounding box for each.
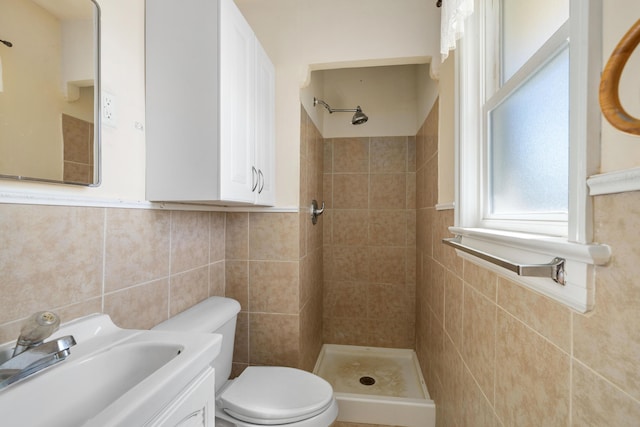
[416,100,640,425]
[322,133,417,348]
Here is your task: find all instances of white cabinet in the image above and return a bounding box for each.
[146,0,275,206]
[149,367,215,426]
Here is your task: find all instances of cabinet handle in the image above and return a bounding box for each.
[251,166,258,192]
[258,169,264,194]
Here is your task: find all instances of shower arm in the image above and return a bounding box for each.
[313,97,361,114]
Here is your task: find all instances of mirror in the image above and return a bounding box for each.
[0,0,100,186]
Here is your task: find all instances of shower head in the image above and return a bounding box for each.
[351,107,368,125]
[313,97,368,125]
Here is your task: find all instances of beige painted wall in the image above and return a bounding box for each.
[601,0,640,172]
[0,0,65,180]
[301,64,438,139]
[1,1,637,207]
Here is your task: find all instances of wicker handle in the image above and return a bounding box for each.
[599,18,640,136]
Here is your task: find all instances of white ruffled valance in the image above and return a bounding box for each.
[440,0,474,62]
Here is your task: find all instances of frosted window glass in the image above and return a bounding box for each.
[489,47,569,216]
[501,0,568,83]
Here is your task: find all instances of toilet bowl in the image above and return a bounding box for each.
[153,297,338,427]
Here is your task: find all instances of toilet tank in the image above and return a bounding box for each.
[152,297,241,392]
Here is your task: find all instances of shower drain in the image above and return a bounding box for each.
[359,376,376,386]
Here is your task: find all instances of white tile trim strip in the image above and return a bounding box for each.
[0,190,299,212]
[587,167,640,196]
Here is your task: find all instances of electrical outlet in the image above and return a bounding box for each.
[102,92,116,127]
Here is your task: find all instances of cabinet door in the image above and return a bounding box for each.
[254,41,276,206]
[148,368,215,427]
[219,0,256,203]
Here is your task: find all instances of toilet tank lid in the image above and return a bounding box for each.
[152,297,241,333]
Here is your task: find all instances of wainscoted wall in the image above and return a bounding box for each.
[0,206,225,343]
[322,132,417,349]
[416,100,640,425]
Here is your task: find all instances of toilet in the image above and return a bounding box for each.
[152,297,338,427]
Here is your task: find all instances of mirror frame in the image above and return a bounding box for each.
[0,0,101,187]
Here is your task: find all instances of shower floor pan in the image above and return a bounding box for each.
[313,344,435,427]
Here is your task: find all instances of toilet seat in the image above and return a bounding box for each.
[218,366,334,425]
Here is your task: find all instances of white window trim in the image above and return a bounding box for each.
[453,0,611,313]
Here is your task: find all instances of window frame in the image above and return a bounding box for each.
[453,0,610,312]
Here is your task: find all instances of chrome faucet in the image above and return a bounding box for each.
[0,311,76,390]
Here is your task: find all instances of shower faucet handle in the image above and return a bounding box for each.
[310,200,325,225]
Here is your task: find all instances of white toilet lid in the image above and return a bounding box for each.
[218,366,334,425]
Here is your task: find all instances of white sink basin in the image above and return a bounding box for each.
[0,314,221,426]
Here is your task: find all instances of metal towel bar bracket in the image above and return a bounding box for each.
[442,236,566,285]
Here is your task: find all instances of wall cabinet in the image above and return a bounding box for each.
[146,0,275,206]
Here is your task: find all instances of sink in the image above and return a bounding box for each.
[0,314,221,426]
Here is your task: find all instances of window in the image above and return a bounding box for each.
[453,0,610,312]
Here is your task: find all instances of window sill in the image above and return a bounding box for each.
[447,226,611,313]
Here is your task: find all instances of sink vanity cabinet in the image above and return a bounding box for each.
[145,0,275,206]
[149,367,215,426]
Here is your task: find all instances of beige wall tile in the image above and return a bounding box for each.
[250,313,300,367]
[249,212,299,261]
[369,246,406,285]
[574,191,640,401]
[497,277,571,352]
[323,316,370,346]
[104,279,169,329]
[0,204,104,324]
[249,261,299,314]
[333,210,369,246]
[324,281,368,318]
[62,114,91,163]
[406,172,416,209]
[300,290,323,371]
[169,266,209,316]
[463,260,498,301]
[369,210,407,246]
[171,211,210,274]
[233,311,249,364]
[429,259,445,321]
[441,335,464,427]
[408,136,416,173]
[299,248,322,309]
[322,209,333,246]
[370,173,407,209]
[333,138,369,173]
[225,261,248,310]
[444,270,463,349]
[323,173,333,209]
[209,261,225,296]
[370,137,407,173]
[495,309,570,426]
[463,285,496,404]
[461,366,498,427]
[104,208,170,292]
[572,360,640,427]
[324,140,333,174]
[333,174,369,209]
[332,246,369,282]
[210,212,225,262]
[225,212,248,260]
